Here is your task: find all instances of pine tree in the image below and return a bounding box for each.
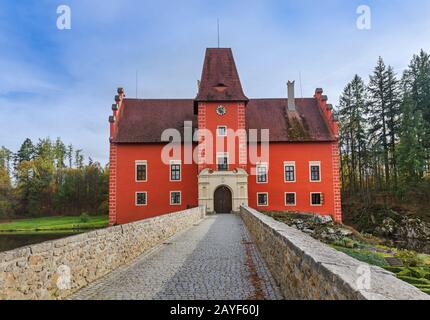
[385,66,402,188]
[367,57,391,189]
[397,95,426,185]
[402,49,430,172]
[338,75,368,193]
[16,138,35,164]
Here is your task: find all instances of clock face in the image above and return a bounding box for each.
[216,105,226,116]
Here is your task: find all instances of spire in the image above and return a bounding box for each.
[195,48,248,104]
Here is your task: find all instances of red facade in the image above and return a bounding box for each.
[108,48,342,225]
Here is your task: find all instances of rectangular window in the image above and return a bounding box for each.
[284,162,296,182]
[285,193,296,206]
[136,161,147,182]
[170,191,181,205]
[217,126,227,137]
[310,162,321,182]
[256,164,268,183]
[257,193,268,206]
[170,161,181,181]
[136,192,147,206]
[217,153,229,171]
[311,193,323,206]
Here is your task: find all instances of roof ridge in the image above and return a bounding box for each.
[124,98,194,101]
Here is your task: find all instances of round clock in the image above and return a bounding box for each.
[216,105,226,116]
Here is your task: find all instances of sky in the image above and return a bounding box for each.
[1,0,430,164]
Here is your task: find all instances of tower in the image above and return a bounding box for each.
[195,48,249,213]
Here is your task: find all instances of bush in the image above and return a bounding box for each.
[383,266,404,274]
[97,200,109,215]
[334,247,388,267]
[80,212,90,223]
[420,288,430,295]
[395,250,421,267]
[333,237,361,249]
[397,275,430,286]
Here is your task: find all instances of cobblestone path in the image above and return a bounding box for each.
[71,214,283,300]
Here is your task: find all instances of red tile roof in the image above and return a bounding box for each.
[113,98,335,143]
[195,48,248,103]
[113,99,197,143]
[246,99,335,142]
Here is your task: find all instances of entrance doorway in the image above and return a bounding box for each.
[214,186,232,214]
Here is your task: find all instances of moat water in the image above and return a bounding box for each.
[0,232,84,253]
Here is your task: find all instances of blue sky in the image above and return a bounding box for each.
[1,0,430,164]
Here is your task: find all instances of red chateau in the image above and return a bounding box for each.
[108,48,342,225]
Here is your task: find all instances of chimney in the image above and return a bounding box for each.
[287,81,296,111]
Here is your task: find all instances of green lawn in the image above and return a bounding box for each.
[0,215,109,233]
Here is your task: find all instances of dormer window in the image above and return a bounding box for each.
[214,83,228,93]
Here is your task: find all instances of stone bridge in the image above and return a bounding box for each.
[1,207,429,300]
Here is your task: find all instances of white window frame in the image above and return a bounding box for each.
[284,161,296,183]
[217,125,228,137]
[310,192,323,207]
[309,161,321,182]
[256,163,268,184]
[135,160,148,182]
[216,152,229,171]
[169,160,182,182]
[135,191,147,206]
[285,192,297,206]
[257,192,269,207]
[170,191,182,206]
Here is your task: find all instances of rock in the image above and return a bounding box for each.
[339,228,353,237]
[312,215,333,225]
[375,217,397,237]
[385,257,404,267]
[303,228,315,235]
[327,228,336,235]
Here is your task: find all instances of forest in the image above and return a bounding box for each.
[0,138,109,218]
[338,49,430,226]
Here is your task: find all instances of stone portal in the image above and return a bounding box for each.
[198,168,248,213]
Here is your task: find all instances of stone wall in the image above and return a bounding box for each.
[240,206,430,300]
[0,207,206,300]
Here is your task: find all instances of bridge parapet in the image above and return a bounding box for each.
[0,206,206,300]
[240,206,430,300]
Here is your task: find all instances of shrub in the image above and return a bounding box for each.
[397,275,430,286]
[333,238,361,249]
[395,250,421,267]
[334,247,388,267]
[79,212,90,223]
[383,266,404,274]
[97,200,109,215]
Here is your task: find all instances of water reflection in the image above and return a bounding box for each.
[0,232,84,253]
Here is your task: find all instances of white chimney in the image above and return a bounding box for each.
[288,81,296,111]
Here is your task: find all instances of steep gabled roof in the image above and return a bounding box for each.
[195,48,248,103]
[113,98,335,143]
[113,99,197,143]
[246,99,335,142]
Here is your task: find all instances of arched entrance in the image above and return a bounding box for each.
[214,186,232,214]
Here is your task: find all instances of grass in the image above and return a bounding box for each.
[331,246,390,267]
[0,215,109,233]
